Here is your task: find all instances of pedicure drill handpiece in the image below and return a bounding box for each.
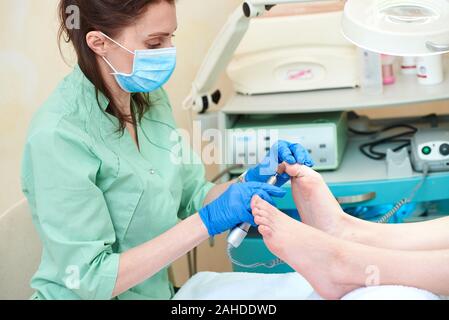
[227,174,279,249]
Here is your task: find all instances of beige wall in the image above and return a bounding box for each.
[0,0,241,289]
[1,0,69,215]
[1,0,449,291]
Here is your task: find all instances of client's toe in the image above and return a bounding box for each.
[258,225,273,238]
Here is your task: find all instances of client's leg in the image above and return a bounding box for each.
[252,196,449,299]
[286,164,449,251]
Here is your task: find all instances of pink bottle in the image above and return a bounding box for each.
[381,55,396,85]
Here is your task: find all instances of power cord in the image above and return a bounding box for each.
[349,120,429,223]
[349,113,442,161]
[349,124,418,136]
[377,164,430,223]
[227,244,284,269]
[352,124,418,161]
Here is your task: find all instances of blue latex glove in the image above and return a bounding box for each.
[245,140,315,187]
[199,182,286,236]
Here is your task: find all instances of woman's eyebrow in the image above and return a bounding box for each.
[147,26,178,38]
[147,32,171,37]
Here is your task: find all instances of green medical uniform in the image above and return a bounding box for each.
[20,66,214,300]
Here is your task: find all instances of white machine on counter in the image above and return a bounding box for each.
[411,129,449,172]
[227,112,348,171]
[227,9,358,95]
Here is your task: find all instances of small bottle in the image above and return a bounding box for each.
[358,48,383,95]
[416,55,444,85]
[401,57,417,75]
[381,55,396,85]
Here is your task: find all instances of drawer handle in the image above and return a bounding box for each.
[426,41,449,52]
[336,192,376,205]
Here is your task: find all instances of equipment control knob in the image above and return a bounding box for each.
[440,143,449,156]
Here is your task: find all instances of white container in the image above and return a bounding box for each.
[416,55,444,85]
[358,48,383,95]
[401,56,417,75]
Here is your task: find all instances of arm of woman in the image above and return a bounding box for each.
[113,214,208,297]
[114,181,286,296]
[116,180,287,296]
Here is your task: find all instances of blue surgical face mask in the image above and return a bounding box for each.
[101,32,177,93]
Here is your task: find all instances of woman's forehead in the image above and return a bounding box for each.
[135,2,178,36]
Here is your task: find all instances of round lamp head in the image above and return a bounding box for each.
[342,0,449,56]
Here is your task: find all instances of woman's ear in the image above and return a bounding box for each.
[86,31,108,56]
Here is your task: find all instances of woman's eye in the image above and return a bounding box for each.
[146,35,174,49]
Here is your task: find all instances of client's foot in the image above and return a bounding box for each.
[285,164,350,239]
[251,196,359,300]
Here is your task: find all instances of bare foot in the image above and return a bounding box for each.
[284,164,350,239]
[251,195,359,300]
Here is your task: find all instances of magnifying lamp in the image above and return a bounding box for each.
[342,0,449,56]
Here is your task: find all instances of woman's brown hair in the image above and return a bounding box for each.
[58,0,174,133]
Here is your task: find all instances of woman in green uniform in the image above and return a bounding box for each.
[20,0,313,300]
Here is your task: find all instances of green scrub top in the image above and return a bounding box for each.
[20,66,215,300]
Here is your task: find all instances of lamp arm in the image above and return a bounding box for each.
[184,0,326,113]
[182,5,253,113]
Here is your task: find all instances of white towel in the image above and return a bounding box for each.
[341,286,441,300]
[173,272,441,300]
[173,272,314,300]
